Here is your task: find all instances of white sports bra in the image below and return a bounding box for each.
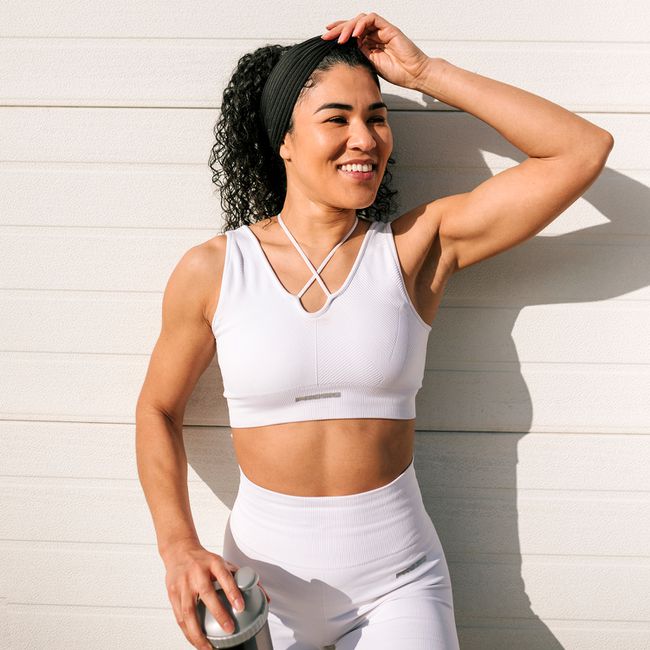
[211,213,432,428]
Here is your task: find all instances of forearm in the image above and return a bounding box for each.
[135,407,200,562]
[416,57,613,161]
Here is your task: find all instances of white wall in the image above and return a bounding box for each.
[1,2,649,648]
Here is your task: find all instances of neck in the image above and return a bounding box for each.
[276,207,361,248]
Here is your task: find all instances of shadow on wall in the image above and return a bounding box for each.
[184,92,647,650]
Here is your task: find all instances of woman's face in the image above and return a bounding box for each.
[279,63,393,211]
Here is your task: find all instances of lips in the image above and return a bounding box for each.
[338,167,375,181]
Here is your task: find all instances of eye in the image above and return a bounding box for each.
[327,116,387,124]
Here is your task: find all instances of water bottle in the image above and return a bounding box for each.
[196,566,274,649]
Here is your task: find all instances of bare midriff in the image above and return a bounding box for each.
[230,417,415,497]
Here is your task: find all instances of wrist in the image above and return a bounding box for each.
[411,57,450,97]
[159,535,202,563]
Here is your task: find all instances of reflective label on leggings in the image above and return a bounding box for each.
[395,554,426,578]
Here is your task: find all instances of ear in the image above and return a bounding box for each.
[279,132,292,162]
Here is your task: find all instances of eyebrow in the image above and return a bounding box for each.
[313,101,388,114]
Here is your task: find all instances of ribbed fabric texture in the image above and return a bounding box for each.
[212,218,432,428]
[260,35,344,153]
[231,456,437,569]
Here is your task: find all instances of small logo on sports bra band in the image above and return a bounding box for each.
[396,554,426,578]
[295,391,342,402]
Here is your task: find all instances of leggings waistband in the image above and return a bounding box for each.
[230,455,436,569]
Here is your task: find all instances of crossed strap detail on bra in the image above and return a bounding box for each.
[277,212,359,299]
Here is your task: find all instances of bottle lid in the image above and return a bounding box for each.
[197,566,269,648]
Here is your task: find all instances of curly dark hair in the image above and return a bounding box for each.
[208,38,399,233]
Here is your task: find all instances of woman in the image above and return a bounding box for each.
[136,13,613,650]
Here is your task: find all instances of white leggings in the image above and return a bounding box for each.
[222,455,460,649]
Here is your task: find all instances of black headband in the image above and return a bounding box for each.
[260,35,349,154]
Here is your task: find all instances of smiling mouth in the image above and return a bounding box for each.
[337,165,377,181]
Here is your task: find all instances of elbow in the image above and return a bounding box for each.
[602,130,615,150]
[599,129,615,155]
[577,130,614,173]
[136,398,181,435]
[592,129,615,166]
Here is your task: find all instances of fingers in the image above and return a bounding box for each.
[212,559,246,619]
[324,20,346,30]
[180,585,214,650]
[197,579,236,636]
[322,13,368,42]
[336,14,367,43]
[166,555,245,650]
[322,13,387,44]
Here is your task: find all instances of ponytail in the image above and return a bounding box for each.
[209,44,290,232]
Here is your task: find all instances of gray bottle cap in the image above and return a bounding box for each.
[197,566,269,648]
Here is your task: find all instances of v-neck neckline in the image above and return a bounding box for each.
[243,218,378,318]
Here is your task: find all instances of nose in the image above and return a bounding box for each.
[347,119,378,151]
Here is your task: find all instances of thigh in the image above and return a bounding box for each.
[222,515,324,650]
[334,583,460,650]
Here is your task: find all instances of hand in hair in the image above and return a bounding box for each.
[322,12,430,90]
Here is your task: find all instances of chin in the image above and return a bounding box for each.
[335,201,375,212]
[337,191,378,208]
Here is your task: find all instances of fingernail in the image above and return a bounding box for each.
[234,597,245,612]
[224,620,235,633]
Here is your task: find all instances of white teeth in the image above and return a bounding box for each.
[339,163,374,173]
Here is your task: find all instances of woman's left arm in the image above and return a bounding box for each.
[324,12,615,272]
[414,57,614,272]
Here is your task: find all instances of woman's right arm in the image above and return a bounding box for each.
[135,238,244,649]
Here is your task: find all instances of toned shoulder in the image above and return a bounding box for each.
[169,233,228,326]
[197,232,228,263]
[176,234,226,281]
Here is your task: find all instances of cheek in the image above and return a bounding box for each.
[383,126,394,150]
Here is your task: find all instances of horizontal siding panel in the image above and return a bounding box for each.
[0,352,161,423]
[415,432,650,492]
[0,480,233,545]
[2,40,647,111]
[2,164,640,232]
[442,240,650,304]
[0,163,219,229]
[0,422,236,482]
[0,291,162,354]
[1,292,648,364]
[450,554,650,622]
[8,605,187,650]
[1,2,648,41]
[0,109,636,167]
[459,620,650,650]
[7,605,650,650]
[415,364,649,433]
[1,352,648,431]
[2,541,649,621]
[2,479,649,556]
[2,422,649,491]
[1,229,200,291]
